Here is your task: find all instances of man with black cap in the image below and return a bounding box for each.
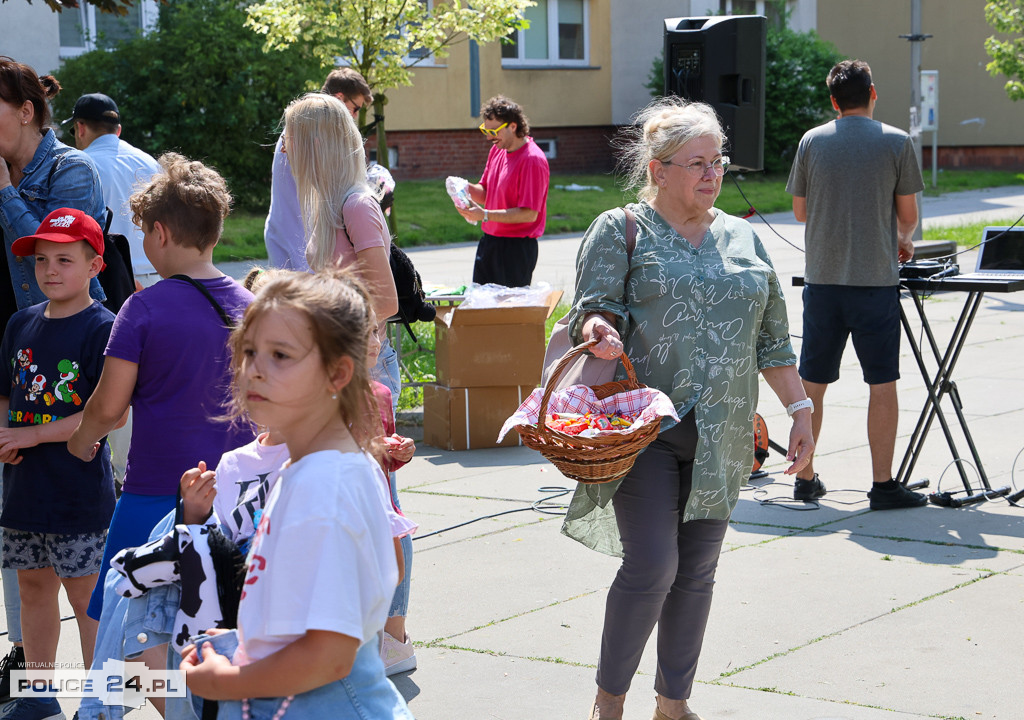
[64,93,161,287]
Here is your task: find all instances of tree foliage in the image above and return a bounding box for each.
[244,0,533,168]
[645,25,840,174]
[763,26,841,173]
[984,0,1024,101]
[51,0,325,211]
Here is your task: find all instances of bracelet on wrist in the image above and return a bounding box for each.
[786,398,814,416]
[483,209,489,222]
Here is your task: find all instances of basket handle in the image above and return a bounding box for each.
[536,340,639,441]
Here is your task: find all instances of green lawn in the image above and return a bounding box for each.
[219,168,1023,263]
[923,217,1021,246]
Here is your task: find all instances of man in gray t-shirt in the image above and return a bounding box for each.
[786,59,926,511]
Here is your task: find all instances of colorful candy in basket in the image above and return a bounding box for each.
[545,411,636,435]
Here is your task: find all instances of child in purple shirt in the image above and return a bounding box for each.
[68,153,254,643]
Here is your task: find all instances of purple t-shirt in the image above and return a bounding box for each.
[105,275,255,495]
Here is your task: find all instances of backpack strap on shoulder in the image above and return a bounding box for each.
[170,275,234,328]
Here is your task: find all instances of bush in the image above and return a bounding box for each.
[644,25,841,175]
[52,0,325,212]
[763,27,842,173]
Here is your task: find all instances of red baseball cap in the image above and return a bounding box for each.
[12,208,106,270]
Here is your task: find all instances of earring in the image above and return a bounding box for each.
[331,392,338,400]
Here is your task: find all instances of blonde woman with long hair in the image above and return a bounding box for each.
[283,92,398,324]
[282,92,417,677]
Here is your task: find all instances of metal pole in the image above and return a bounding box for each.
[910,0,923,241]
[899,0,931,240]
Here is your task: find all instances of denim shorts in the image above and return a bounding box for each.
[799,284,901,385]
[1,527,106,578]
[191,632,414,720]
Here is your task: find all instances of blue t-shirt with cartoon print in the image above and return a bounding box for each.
[0,301,116,533]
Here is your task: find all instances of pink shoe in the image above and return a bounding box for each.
[380,631,417,676]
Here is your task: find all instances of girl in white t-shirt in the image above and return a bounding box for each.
[180,268,415,720]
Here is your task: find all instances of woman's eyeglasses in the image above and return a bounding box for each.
[661,156,730,178]
[478,122,509,137]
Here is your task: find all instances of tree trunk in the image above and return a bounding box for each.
[373,94,398,237]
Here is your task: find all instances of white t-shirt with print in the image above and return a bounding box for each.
[212,433,290,543]
[234,450,399,664]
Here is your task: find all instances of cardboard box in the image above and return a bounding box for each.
[433,290,562,387]
[423,383,535,451]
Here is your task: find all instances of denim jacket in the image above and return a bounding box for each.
[76,513,199,720]
[0,129,106,308]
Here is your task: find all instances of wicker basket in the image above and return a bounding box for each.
[516,341,663,484]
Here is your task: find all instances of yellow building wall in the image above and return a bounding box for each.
[816,0,1022,147]
[386,0,612,131]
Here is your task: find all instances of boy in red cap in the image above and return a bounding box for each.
[0,207,120,720]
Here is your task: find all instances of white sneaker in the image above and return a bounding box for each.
[380,631,416,676]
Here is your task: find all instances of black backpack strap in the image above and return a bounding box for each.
[170,275,234,328]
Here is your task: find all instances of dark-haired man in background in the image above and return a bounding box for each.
[787,59,926,510]
[66,92,161,286]
[457,95,549,287]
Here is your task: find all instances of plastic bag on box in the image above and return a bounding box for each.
[497,384,679,442]
[460,281,552,309]
[445,176,477,225]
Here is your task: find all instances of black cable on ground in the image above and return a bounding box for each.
[412,486,572,541]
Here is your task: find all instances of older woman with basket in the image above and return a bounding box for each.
[565,98,814,720]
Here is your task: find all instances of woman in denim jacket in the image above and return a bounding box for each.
[0,56,108,711]
[0,56,106,330]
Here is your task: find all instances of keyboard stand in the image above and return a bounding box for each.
[895,276,1024,507]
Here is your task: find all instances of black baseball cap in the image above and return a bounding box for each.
[62,93,120,126]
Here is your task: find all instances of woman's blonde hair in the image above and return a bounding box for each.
[616,97,725,203]
[283,93,369,271]
[229,268,383,456]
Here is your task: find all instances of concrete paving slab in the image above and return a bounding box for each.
[402,494,561,551]
[412,520,618,643]
[404,446,548,488]
[454,531,991,688]
[404,460,575,504]
[396,644,934,720]
[727,570,1024,719]
[826,502,1024,558]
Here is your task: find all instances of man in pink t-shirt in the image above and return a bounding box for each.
[457,95,550,288]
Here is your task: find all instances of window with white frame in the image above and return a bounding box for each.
[502,0,588,67]
[59,0,158,57]
[718,0,787,29]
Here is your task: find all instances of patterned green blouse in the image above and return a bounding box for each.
[563,202,796,556]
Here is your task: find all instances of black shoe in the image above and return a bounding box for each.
[794,474,826,502]
[0,646,25,705]
[868,479,928,510]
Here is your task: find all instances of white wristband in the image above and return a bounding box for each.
[483,209,489,222]
[786,398,814,416]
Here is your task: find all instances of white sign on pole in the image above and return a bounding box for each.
[920,70,938,132]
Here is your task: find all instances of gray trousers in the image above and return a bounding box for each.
[596,412,729,699]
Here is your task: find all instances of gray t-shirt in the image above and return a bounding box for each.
[787,115,924,286]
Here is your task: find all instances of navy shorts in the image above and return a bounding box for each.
[2,527,106,578]
[799,284,901,385]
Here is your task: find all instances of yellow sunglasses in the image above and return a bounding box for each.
[478,121,509,137]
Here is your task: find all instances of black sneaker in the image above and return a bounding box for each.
[794,474,826,502]
[0,645,25,705]
[868,479,928,510]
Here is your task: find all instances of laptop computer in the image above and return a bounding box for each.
[956,225,1024,281]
